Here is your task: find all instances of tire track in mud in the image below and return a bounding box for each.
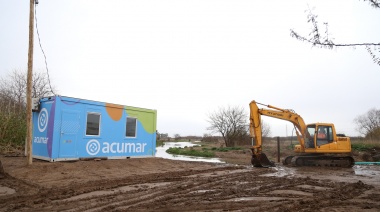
[1,165,380,211]
[0,165,243,211]
[108,169,262,211]
[64,168,257,211]
[86,169,378,212]
[58,167,252,211]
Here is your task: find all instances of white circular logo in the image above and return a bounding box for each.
[38,108,49,132]
[86,139,100,156]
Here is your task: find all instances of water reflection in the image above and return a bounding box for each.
[155,141,223,163]
[354,165,380,176]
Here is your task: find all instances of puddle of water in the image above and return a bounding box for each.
[155,141,224,163]
[185,168,248,178]
[269,189,313,196]
[296,184,331,191]
[0,186,16,196]
[188,189,215,194]
[354,165,380,177]
[260,166,294,177]
[227,196,298,201]
[260,164,380,186]
[262,165,380,178]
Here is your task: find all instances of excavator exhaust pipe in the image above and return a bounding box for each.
[251,153,275,168]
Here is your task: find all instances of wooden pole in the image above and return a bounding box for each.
[277,136,280,163]
[26,0,35,165]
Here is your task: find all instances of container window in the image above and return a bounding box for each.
[86,113,101,136]
[126,117,137,137]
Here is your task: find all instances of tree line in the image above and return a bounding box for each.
[0,70,378,151]
[207,105,380,147]
[0,70,56,150]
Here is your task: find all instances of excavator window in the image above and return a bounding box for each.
[317,126,333,146]
[326,126,333,142]
[317,127,326,139]
[306,126,316,148]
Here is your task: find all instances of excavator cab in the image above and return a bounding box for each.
[293,123,350,153]
[305,123,351,153]
[306,124,333,148]
[302,125,330,149]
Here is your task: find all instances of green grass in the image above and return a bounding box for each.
[156,140,164,147]
[203,147,243,152]
[351,143,379,151]
[166,147,215,157]
[165,146,245,157]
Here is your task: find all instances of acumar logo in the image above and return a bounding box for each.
[86,139,147,156]
[38,108,49,132]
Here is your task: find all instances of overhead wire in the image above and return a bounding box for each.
[34,0,56,96]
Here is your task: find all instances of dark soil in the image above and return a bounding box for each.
[1,144,380,211]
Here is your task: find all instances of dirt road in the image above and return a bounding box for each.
[1,155,380,211]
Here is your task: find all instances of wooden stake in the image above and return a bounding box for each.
[277,136,280,163]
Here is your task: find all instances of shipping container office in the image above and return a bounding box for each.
[32,96,157,162]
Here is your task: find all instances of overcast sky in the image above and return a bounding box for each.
[1,0,379,137]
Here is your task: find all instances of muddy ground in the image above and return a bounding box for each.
[1,148,380,211]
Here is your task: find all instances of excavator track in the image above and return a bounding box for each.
[283,155,354,168]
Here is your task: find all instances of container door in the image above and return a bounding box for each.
[59,110,80,158]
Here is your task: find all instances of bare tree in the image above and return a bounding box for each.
[0,70,56,105]
[207,106,272,147]
[261,121,271,138]
[290,1,380,66]
[354,108,380,140]
[32,71,56,99]
[0,70,57,147]
[174,134,181,141]
[0,71,26,111]
[207,106,248,147]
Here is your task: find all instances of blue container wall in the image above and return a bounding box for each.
[32,96,156,161]
[32,97,56,159]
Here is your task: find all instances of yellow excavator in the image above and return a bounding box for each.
[249,100,354,168]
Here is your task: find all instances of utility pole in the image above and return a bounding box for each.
[26,0,35,165]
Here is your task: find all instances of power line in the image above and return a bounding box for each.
[34,1,56,96]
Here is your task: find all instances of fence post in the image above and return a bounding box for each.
[277,136,280,163]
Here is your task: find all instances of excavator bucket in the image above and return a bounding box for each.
[251,153,275,168]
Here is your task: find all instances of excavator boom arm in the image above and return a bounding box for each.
[249,100,307,153]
